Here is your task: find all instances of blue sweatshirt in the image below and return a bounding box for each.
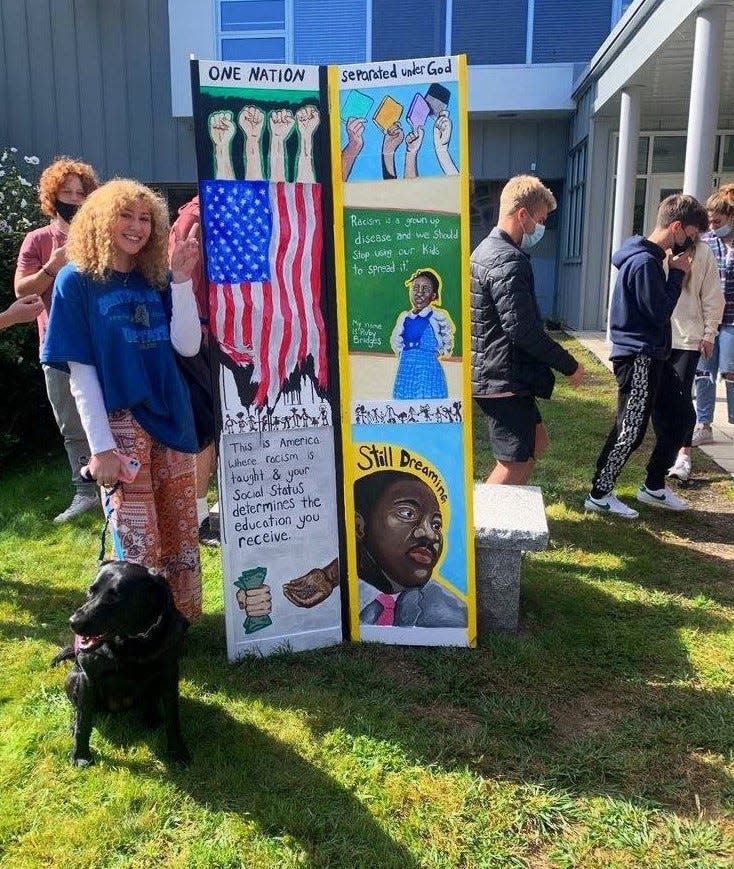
[608,235,684,360]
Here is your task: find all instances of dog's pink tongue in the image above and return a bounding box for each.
[74,634,103,652]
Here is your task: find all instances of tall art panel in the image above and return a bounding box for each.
[191,60,343,658]
[330,56,477,646]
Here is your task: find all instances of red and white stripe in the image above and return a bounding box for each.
[208,182,327,408]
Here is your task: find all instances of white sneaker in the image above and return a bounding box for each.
[667,455,691,482]
[636,485,689,511]
[53,493,99,524]
[691,426,714,447]
[584,492,639,519]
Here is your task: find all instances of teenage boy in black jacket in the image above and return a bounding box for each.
[585,194,707,518]
[471,175,584,484]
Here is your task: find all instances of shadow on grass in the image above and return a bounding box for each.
[177,699,420,868]
[9,535,732,822]
[9,425,734,828]
[87,696,421,869]
[544,515,734,605]
[174,570,734,819]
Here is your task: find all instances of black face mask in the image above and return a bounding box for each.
[672,235,696,256]
[55,201,80,223]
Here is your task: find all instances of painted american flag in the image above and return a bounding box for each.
[202,179,327,408]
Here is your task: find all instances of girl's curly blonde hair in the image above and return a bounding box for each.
[38,158,98,218]
[67,179,171,288]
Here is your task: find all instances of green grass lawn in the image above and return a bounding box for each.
[0,337,732,868]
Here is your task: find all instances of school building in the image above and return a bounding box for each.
[1,0,732,328]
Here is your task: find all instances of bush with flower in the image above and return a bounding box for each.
[0,147,54,469]
[0,148,42,284]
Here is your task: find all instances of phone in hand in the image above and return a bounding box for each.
[80,452,140,484]
[116,452,141,483]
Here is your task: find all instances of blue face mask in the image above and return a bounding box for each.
[712,223,732,239]
[521,219,545,250]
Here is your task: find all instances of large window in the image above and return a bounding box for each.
[565,141,587,260]
[715,135,734,174]
[450,0,615,64]
[372,0,446,62]
[532,0,613,64]
[218,0,291,62]
[612,1,634,26]
[294,0,368,65]
[611,131,734,235]
[218,1,367,68]
[651,136,686,173]
[451,0,528,64]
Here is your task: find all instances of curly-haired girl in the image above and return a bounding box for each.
[42,179,204,621]
[14,157,99,524]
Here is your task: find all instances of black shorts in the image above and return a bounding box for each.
[178,339,216,450]
[475,396,542,463]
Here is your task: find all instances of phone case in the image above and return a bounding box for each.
[425,83,451,117]
[116,452,141,483]
[341,89,374,123]
[407,93,430,129]
[373,96,403,131]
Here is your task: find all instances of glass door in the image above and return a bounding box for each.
[647,174,734,233]
[645,174,683,233]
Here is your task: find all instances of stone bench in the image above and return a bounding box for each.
[473,483,549,636]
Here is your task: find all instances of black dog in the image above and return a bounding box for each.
[52,560,190,767]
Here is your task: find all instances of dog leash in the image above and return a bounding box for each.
[81,464,121,563]
[96,483,121,563]
[71,475,121,665]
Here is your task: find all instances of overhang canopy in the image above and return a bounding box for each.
[574,0,734,126]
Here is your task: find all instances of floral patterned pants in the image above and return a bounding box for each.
[105,410,202,621]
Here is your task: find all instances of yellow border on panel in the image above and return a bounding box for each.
[328,66,361,641]
[458,54,477,647]
[331,58,475,646]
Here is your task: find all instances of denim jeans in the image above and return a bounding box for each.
[695,325,734,425]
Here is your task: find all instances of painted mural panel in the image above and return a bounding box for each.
[191,60,342,659]
[330,56,476,646]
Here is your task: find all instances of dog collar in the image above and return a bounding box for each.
[127,612,164,641]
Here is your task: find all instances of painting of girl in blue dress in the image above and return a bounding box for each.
[390,268,456,400]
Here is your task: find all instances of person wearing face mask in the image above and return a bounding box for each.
[689,185,734,446]
[585,194,706,518]
[14,158,99,523]
[471,175,584,485]
[390,268,455,400]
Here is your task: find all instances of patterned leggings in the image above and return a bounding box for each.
[591,354,689,497]
[105,410,202,621]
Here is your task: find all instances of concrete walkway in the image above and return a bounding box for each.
[570,331,734,478]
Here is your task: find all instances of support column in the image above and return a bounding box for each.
[608,86,641,336]
[683,4,728,202]
[611,87,641,256]
[580,116,614,329]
